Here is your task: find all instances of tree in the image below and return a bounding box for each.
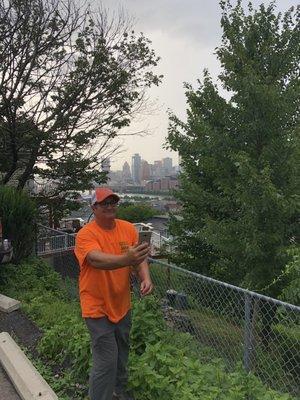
[0,0,161,200]
[0,186,37,262]
[167,1,299,295]
[117,202,156,223]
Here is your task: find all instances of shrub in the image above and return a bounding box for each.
[130,296,166,355]
[129,299,296,400]
[117,203,156,222]
[0,186,37,262]
[0,257,61,299]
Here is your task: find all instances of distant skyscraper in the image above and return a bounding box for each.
[154,160,163,178]
[131,153,142,184]
[122,161,131,182]
[141,160,151,181]
[101,157,111,172]
[163,157,173,175]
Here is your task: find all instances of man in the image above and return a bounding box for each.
[75,187,153,400]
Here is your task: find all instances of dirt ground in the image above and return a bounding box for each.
[0,309,42,400]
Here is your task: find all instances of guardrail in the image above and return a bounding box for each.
[36,233,76,255]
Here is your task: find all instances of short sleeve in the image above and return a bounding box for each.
[75,228,102,268]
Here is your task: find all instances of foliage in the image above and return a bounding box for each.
[0,0,161,209]
[130,296,166,355]
[280,247,300,306]
[1,258,297,399]
[129,345,294,400]
[166,1,300,295]
[117,202,156,222]
[0,186,37,262]
[128,296,295,400]
[0,257,89,398]
[0,257,61,298]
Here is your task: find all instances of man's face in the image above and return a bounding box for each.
[92,196,119,221]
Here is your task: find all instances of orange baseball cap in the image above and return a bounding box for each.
[91,187,120,206]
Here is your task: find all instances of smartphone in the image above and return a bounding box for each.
[138,231,152,245]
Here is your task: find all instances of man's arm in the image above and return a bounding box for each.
[87,243,150,270]
[137,260,153,296]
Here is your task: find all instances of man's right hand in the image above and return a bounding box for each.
[124,243,150,266]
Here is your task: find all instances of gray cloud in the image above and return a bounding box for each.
[99,0,222,46]
[99,0,296,46]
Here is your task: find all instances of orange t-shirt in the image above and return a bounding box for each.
[74,219,138,322]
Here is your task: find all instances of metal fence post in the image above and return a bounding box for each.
[244,293,254,372]
[63,234,67,251]
[167,264,171,288]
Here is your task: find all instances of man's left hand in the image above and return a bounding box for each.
[140,278,153,296]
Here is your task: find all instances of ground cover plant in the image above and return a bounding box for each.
[0,258,297,399]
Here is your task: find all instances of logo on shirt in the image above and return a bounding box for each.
[119,241,130,254]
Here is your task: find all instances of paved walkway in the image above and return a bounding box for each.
[0,364,20,400]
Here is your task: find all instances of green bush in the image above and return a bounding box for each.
[0,186,37,262]
[0,257,90,398]
[280,247,300,306]
[128,296,296,400]
[130,296,166,355]
[117,203,156,222]
[0,257,61,299]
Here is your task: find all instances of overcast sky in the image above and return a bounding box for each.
[97,0,297,170]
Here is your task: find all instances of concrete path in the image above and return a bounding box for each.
[0,364,20,400]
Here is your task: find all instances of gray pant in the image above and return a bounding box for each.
[85,311,131,400]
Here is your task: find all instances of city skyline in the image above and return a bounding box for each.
[103,152,179,192]
[109,153,178,173]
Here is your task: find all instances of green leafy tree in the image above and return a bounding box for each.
[280,247,300,306]
[0,186,37,262]
[117,202,156,223]
[0,0,161,201]
[167,1,299,295]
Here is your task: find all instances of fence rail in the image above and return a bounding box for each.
[36,224,170,256]
[36,234,76,255]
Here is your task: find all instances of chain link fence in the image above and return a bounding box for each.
[36,229,300,397]
[149,258,300,397]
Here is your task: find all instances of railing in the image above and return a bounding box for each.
[36,233,76,255]
[36,224,171,256]
[148,258,300,396]
[36,224,76,255]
